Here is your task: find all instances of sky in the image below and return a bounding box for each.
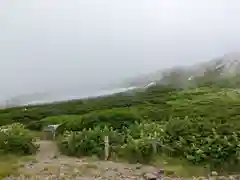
[0,0,240,103]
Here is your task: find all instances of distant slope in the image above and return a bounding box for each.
[127,52,240,87]
[3,86,139,108]
[4,52,240,107]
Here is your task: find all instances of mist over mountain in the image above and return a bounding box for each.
[3,84,137,108]
[1,1,240,108]
[3,52,240,108]
[127,52,240,88]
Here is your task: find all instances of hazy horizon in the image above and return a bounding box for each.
[1,0,240,103]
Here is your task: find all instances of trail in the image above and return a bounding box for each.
[6,140,160,180]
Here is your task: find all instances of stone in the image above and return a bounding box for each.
[157,169,165,175]
[136,163,142,169]
[143,172,158,180]
[233,175,240,180]
[229,176,235,180]
[211,171,218,176]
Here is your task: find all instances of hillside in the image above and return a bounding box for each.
[2,86,138,108]
[1,69,240,177]
[1,80,240,168]
[3,52,240,108]
[127,52,240,87]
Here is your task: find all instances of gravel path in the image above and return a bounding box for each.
[5,140,163,180]
[7,141,237,179]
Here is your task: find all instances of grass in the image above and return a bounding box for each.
[0,154,36,179]
[30,130,42,138]
[152,155,210,177]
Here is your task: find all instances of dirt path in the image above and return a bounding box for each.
[4,141,238,180]
[6,140,161,180]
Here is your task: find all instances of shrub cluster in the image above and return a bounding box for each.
[52,108,141,134]
[2,83,240,172]
[58,126,124,158]
[0,123,38,155]
[57,118,240,169]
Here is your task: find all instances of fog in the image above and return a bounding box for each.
[0,0,240,104]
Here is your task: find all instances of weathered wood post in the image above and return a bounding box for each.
[52,129,56,141]
[152,140,157,154]
[42,129,46,140]
[104,136,109,160]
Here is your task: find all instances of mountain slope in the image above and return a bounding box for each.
[3,52,240,108]
[127,52,240,87]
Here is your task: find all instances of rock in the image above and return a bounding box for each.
[233,175,240,180]
[211,171,218,176]
[157,169,164,175]
[43,161,50,164]
[219,177,229,180]
[136,163,142,169]
[143,173,158,180]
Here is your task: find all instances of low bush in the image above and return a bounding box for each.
[0,113,14,126]
[26,115,79,131]
[119,122,170,163]
[0,123,38,155]
[25,121,42,131]
[55,108,142,134]
[123,118,240,167]
[57,118,240,169]
[79,108,142,130]
[58,126,124,158]
[162,117,240,167]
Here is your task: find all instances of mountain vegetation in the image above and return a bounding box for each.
[1,57,240,175]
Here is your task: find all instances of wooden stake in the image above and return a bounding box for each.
[104,136,109,160]
[152,141,157,154]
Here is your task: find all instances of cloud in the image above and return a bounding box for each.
[0,0,240,102]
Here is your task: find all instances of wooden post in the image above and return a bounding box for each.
[104,136,109,160]
[152,141,157,154]
[52,129,56,141]
[43,130,46,140]
[53,131,56,141]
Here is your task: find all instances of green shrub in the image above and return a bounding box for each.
[0,113,14,126]
[118,119,240,167]
[167,88,240,127]
[55,108,142,134]
[0,123,38,155]
[58,126,124,158]
[41,115,78,125]
[25,121,42,131]
[120,122,172,163]
[26,115,80,131]
[119,134,161,163]
[160,117,240,167]
[119,137,156,163]
[27,108,141,133]
[79,108,141,130]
